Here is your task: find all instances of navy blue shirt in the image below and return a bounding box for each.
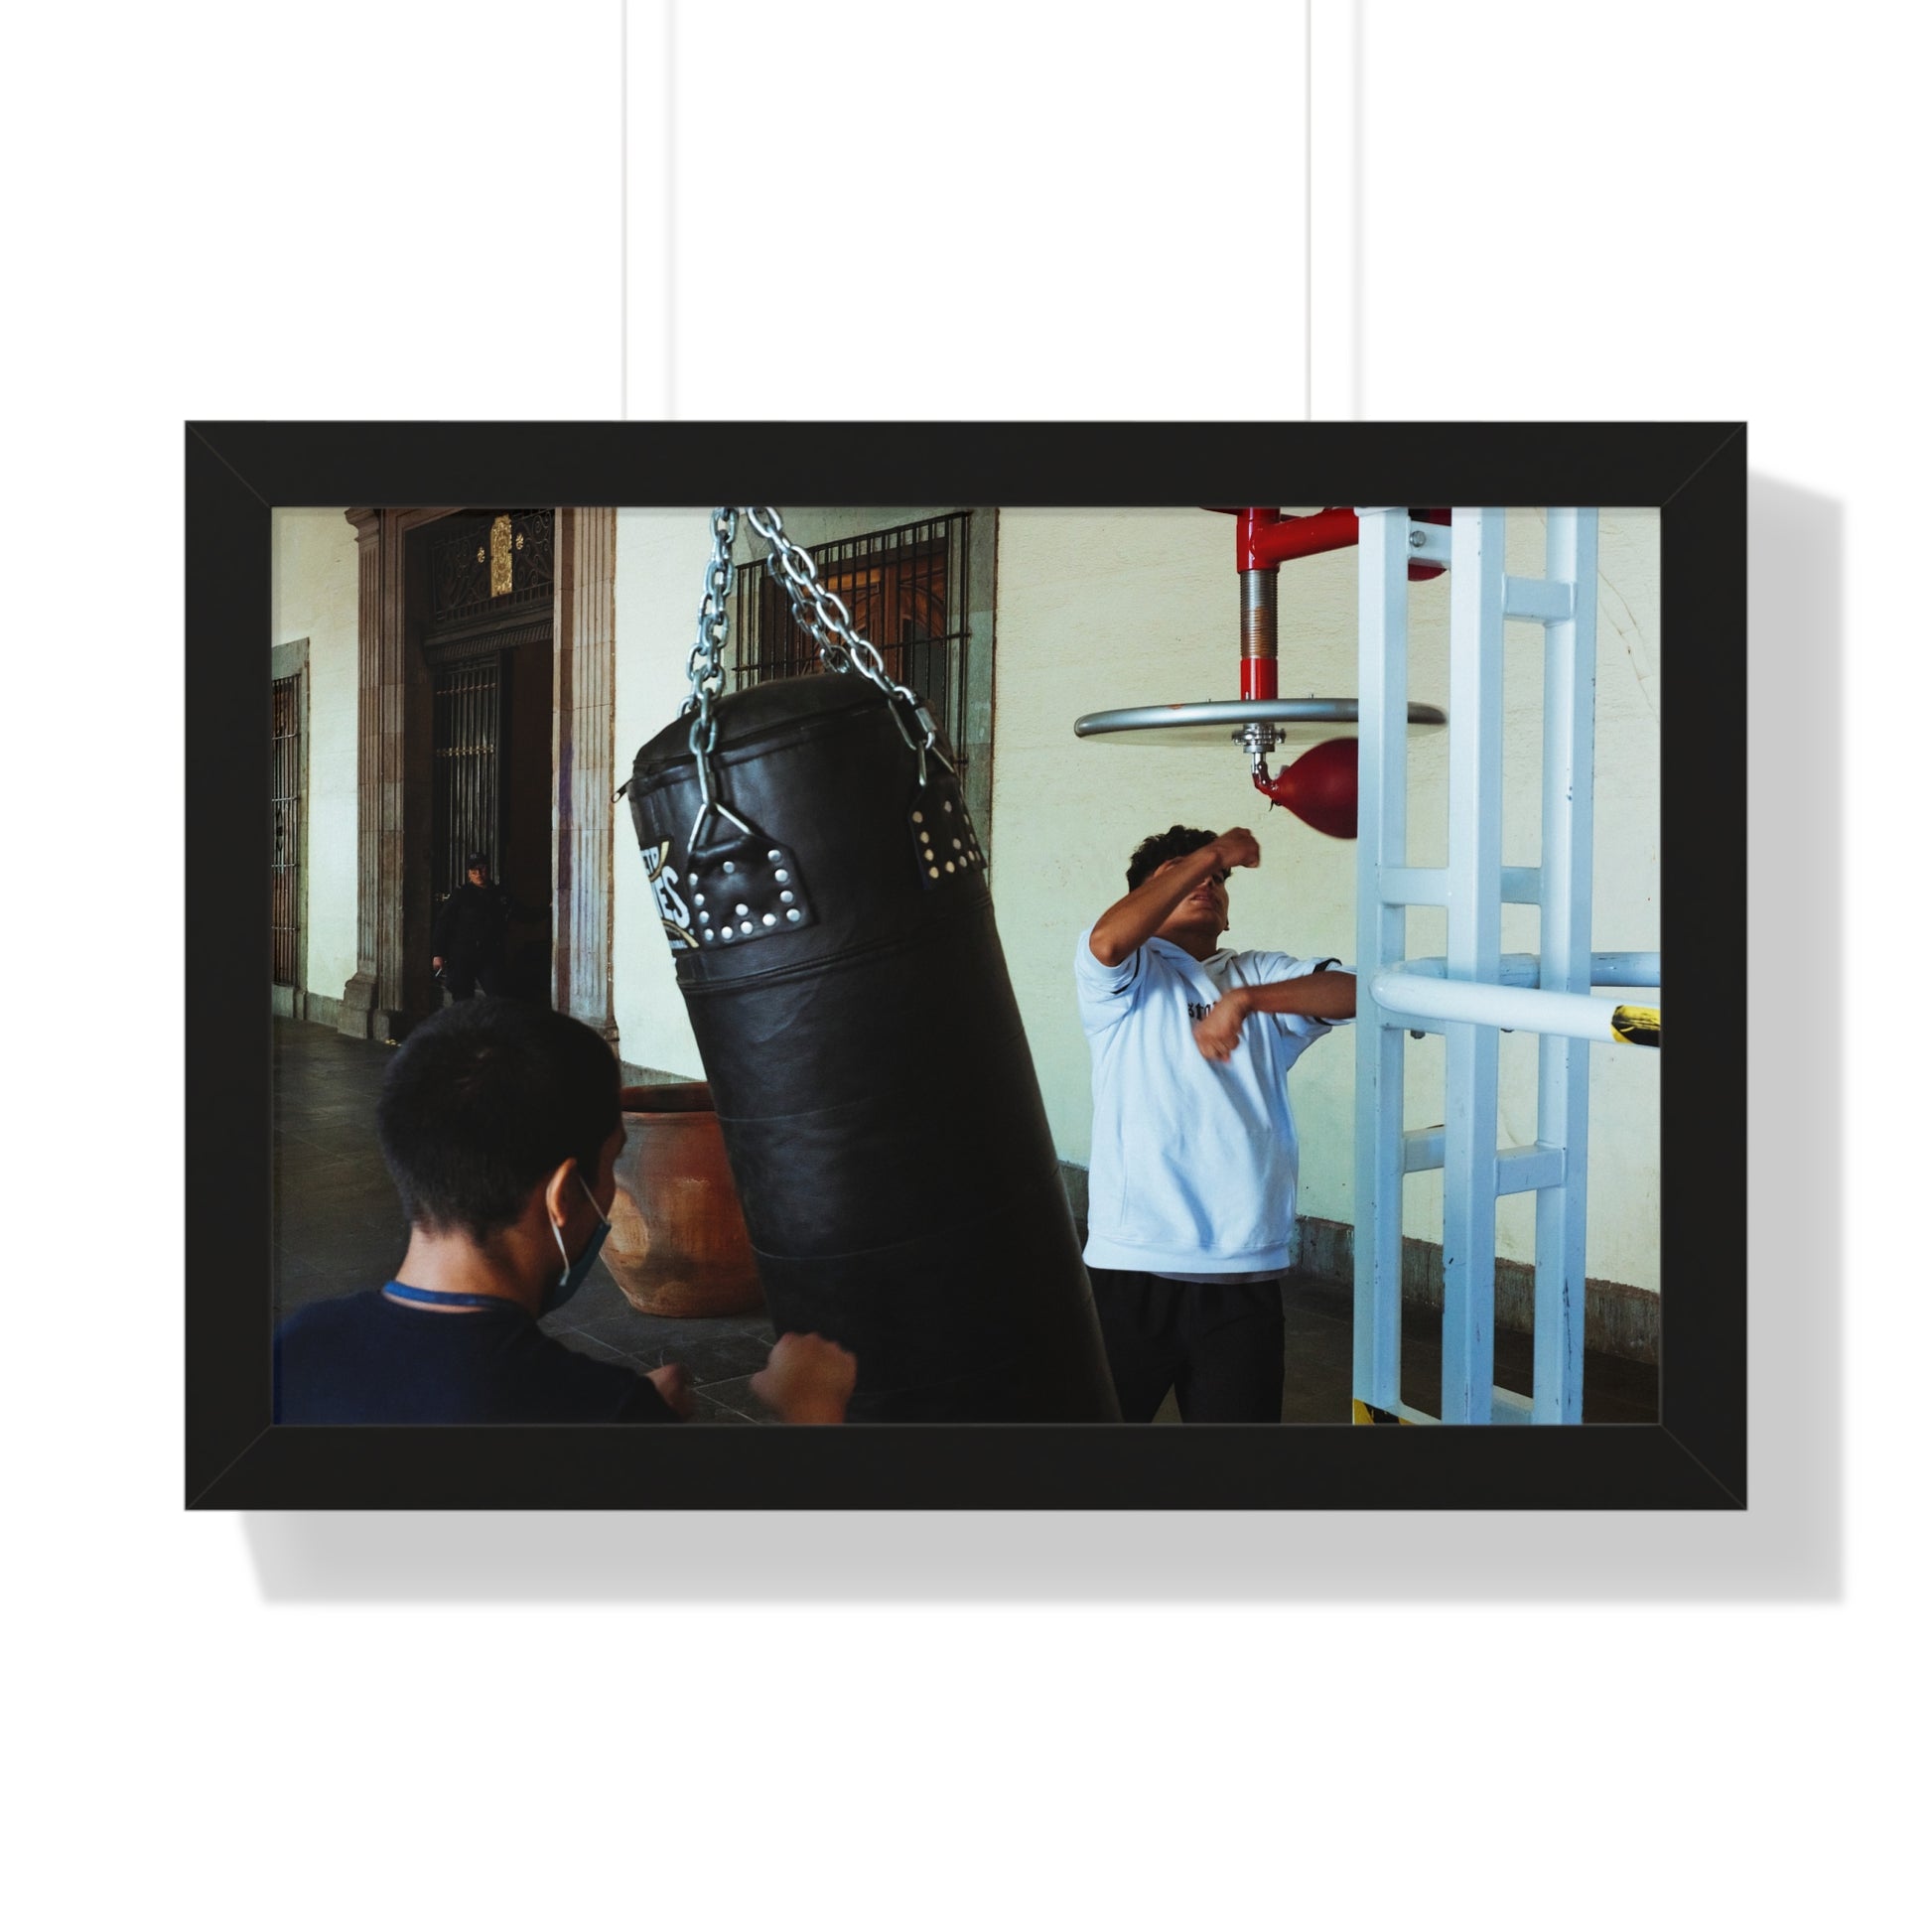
[274,1289,678,1425]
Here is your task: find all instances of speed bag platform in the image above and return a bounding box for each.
[629,674,1120,1424]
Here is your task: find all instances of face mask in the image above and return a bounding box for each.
[545,1173,612,1316]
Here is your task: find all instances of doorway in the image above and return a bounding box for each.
[413,509,556,1005]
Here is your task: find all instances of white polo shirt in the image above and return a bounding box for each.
[1076,925,1348,1278]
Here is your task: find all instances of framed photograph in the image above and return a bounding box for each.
[189,421,1742,1509]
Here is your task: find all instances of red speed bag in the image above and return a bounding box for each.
[1252,736,1359,839]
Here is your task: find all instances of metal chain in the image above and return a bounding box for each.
[682,507,740,759]
[680,505,949,822]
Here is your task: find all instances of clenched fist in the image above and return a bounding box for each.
[752,1330,858,1425]
[1212,828,1261,873]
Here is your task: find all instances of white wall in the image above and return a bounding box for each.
[990,505,1661,1289]
[612,507,712,1077]
[270,508,360,1005]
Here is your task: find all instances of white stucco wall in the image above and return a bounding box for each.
[989,506,1661,1292]
[270,508,360,1005]
[613,508,712,1078]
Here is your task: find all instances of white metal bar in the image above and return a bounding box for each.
[1352,509,1411,1416]
[1407,521,1452,567]
[1380,867,1448,906]
[1401,1131,1563,1194]
[1370,969,1652,1045]
[1498,1144,1566,1194]
[1534,508,1600,1424]
[1400,950,1660,989]
[1380,871,1551,909]
[1503,576,1575,623]
[1588,951,1659,988]
[1442,507,1505,1425]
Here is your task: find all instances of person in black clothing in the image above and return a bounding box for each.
[432,852,530,1001]
[274,999,857,1426]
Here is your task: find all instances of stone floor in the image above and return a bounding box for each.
[272,1018,1659,1426]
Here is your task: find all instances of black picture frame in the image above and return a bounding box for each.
[189,421,1743,1510]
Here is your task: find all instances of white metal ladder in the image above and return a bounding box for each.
[1351,507,1654,1425]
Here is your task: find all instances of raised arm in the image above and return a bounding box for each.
[1192,971,1356,1061]
[1088,828,1261,966]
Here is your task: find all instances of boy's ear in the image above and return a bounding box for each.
[541,1157,580,1230]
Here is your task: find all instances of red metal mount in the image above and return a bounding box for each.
[1207,506,1449,700]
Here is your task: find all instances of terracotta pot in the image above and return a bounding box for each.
[601,1082,763,1317]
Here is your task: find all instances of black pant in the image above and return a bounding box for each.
[443,953,510,1002]
[1087,1268,1286,1424]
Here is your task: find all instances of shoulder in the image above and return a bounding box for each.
[1075,921,1142,982]
[275,1289,387,1342]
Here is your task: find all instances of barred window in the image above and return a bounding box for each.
[431,654,502,904]
[734,514,973,773]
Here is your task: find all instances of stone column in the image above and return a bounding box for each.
[374,507,414,1032]
[337,508,386,1037]
[552,506,620,1051]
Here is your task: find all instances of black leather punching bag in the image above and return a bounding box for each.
[627,673,1119,1423]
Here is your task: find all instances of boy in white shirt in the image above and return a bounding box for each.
[1076,823,1355,1422]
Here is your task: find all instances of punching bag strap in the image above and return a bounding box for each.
[666,508,816,950]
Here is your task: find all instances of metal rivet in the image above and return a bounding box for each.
[774,869,789,883]
[952,838,962,850]
[736,902,749,915]
[767,849,781,861]
[943,800,953,813]
[740,920,753,933]
[703,929,714,941]
[762,913,776,926]
[945,862,955,873]
[912,811,924,824]
[694,893,705,905]
[919,831,931,844]
[698,911,710,924]
[786,908,801,922]
[928,867,939,878]
[722,928,734,941]
[780,891,793,903]
[723,861,735,873]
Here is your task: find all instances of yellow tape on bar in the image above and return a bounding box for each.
[1352,1399,1413,1426]
[1611,1005,1660,1047]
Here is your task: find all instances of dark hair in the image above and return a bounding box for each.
[376,1001,621,1241]
[1126,824,1220,892]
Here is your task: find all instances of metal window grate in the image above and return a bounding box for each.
[271,674,301,985]
[734,514,973,764]
[432,655,502,902]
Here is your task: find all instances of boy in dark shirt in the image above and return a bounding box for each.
[275,1000,854,1425]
